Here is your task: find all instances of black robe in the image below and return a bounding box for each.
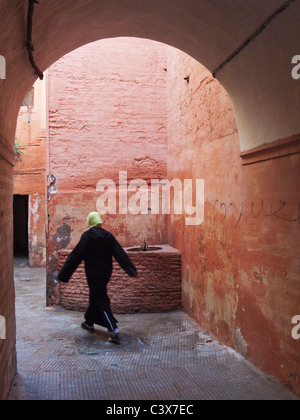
[58,227,137,330]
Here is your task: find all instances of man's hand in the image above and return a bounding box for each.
[53,271,59,284]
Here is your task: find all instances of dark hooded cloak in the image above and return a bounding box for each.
[58,227,137,330]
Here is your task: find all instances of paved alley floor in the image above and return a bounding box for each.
[7,261,298,400]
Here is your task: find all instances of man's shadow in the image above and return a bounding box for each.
[75,327,147,354]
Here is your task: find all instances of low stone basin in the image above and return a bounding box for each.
[59,244,182,314]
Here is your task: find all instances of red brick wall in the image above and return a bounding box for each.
[59,245,182,313]
[47,38,169,304]
[48,38,168,189]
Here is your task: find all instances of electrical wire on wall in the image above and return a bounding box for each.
[26,0,44,80]
[212,0,297,79]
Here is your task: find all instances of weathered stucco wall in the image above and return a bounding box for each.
[47,38,169,305]
[0,142,16,400]
[238,142,300,394]
[48,38,168,190]
[166,49,300,395]
[14,78,47,267]
[166,48,241,344]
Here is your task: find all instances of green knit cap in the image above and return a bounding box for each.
[87,212,103,228]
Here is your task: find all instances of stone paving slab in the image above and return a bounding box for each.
[7,264,299,400]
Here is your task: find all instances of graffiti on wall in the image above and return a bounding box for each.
[213,199,300,246]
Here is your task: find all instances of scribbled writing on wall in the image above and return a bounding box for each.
[213,199,300,246]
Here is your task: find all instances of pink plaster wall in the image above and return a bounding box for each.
[166,48,240,343]
[14,80,47,267]
[166,48,300,394]
[47,38,169,304]
[48,38,168,190]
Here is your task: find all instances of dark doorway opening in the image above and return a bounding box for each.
[13,195,29,259]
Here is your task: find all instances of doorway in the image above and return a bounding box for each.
[13,195,29,261]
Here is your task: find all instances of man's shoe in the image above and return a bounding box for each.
[81,322,94,332]
[108,333,121,345]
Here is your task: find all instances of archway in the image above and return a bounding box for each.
[0,0,299,399]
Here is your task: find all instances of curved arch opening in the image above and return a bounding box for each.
[14,35,239,314]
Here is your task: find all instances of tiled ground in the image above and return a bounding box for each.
[7,262,298,400]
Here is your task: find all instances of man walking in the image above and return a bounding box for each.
[57,212,137,344]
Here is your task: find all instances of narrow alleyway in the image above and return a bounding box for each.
[8,262,298,401]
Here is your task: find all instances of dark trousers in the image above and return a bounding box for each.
[84,288,118,332]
